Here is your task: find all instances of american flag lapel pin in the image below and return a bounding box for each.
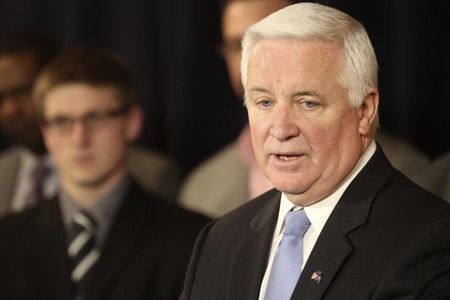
[311,271,323,284]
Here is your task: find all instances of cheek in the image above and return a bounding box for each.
[311,117,361,165]
[313,110,359,142]
[95,130,127,155]
[42,133,57,154]
[248,118,265,145]
[304,121,347,163]
[43,136,67,166]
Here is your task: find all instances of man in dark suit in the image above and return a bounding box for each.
[180,3,450,299]
[0,47,209,300]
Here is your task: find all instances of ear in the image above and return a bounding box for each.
[125,105,143,143]
[358,89,379,136]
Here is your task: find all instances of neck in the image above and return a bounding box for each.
[62,170,126,209]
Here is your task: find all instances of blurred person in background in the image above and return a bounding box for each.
[0,30,54,152]
[0,47,209,300]
[0,30,181,218]
[0,30,59,215]
[413,151,450,202]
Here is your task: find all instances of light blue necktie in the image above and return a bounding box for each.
[264,209,311,300]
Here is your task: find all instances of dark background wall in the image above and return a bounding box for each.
[0,0,448,175]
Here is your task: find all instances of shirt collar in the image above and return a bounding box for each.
[59,176,129,246]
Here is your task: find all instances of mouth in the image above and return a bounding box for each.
[276,154,302,161]
[270,152,306,165]
[269,153,306,171]
[73,154,94,164]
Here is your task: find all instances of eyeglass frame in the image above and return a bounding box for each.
[41,105,131,134]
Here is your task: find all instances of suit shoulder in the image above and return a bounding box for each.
[384,170,450,213]
[372,216,450,299]
[127,145,182,200]
[0,203,40,226]
[184,143,244,181]
[180,143,246,197]
[179,143,248,216]
[133,185,211,231]
[0,147,21,161]
[370,171,450,235]
[0,204,44,243]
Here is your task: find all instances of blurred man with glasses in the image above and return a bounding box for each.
[0,31,181,218]
[0,47,209,300]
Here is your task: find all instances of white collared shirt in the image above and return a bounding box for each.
[258,141,376,299]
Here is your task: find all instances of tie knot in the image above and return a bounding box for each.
[72,211,97,234]
[283,209,311,236]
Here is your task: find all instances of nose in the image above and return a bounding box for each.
[269,105,300,142]
[70,122,91,147]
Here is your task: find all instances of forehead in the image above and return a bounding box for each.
[222,0,289,39]
[43,83,120,116]
[247,39,343,89]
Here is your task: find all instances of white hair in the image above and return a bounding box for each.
[241,2,378,109]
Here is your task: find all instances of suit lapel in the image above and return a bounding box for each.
[32,199,74,299]
[228,191,281,300]
[292,146,395,300]
[85,183,145,300]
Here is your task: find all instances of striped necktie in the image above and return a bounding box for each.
[264,209,311,300]
[67,211,100,294]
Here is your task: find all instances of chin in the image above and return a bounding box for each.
[71,173,104,187]
[74,179,100,188]
[271,179,308,195]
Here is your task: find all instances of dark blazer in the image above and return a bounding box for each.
[371,216,450,300]
[180,147,450,300]
[0,180,210,300]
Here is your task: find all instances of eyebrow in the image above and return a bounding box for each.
[248,87,321,98]
[293,90,321,97]
[248,87,268,94]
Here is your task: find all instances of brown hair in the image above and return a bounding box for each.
[33,47,135,120]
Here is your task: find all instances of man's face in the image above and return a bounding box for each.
[0,53,41,148]
[42,84,140,190]
[245,39,374,206]
[221,0,290,97]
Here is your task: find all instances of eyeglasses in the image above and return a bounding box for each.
[42,106,130,134]
[0,84,32,104]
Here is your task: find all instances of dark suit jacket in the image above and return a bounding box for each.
[180,147,450,300]
[0,180,210,300]
[371,216,450,300]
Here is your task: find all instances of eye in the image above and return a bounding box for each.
[256,99,273,109]
[84,112,107,127]
[49,116,72,128]
[301,100,318,109]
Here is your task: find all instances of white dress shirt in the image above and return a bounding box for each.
[259,141,376,299]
